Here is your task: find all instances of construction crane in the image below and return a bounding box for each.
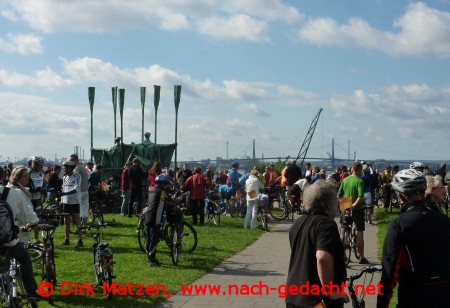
[296,108,323,170]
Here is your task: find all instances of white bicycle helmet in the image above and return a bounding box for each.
[409,161,424,171]
[63,160,76,167]
[391,169,426,195]
[30,156,45,165]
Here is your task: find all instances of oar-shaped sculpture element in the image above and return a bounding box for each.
[174,85,181,170]
[88,87,95,160]
[153,85,161,144]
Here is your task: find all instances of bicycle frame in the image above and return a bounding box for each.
[80,223,115,300]
[347,265,382,308]
[0,256,29,307]
[41,226,57,286]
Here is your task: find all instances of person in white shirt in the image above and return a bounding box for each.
[69,154,89,229]
[61,160,83,248]
[0,167,43,299]
[244,169,265,229]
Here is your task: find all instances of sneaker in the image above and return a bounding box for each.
[76,239,83,248]
[120,213,125,217]
[149,259,161,267]
[359,258,369,264]
[33,239,41,245]
[62,239,70,246]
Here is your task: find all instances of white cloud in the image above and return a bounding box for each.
[297,2,450,57]
[1,9,19,21]
[2,0,303,42]
[237,103,270,117]
[329,83,450,142]
[0,67,72,89]
[0,57,319,110]
[0,92,88,158]
[0,33,43,55]
[197,14,270,42]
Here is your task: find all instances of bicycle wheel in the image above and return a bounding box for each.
[261,210,269,232]
[169,226,179,265]
[137,219,147,253]
[26,246,43,262]
[268,198,288,220]
[94,251,101,285]
[208,202,220,225]
[92,202,104,225]
[228,198,238,218]
[0,278,8,306]
[180,221,198,254]
[103,269,113,300]
[341,228,351,266]
[213,205,221,226]
[352,228,361,260]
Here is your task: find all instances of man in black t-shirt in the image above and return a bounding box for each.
[285,160,302,187]
[286,180,349,308]
[177,163,192,190]
[128,158,145,217]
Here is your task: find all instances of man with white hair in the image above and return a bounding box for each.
[286,180,349,307]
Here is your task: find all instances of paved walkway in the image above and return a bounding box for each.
[158,214,381,308]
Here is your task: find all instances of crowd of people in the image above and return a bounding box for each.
[286,160,450,308]
[1,155,449,305]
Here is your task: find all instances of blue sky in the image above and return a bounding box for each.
[1,0,450,164]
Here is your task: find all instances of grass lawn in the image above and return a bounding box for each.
[33,213,263,307]
[375,207,400,308]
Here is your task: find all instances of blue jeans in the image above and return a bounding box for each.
[120,190,130,214]
[146,224,160,262]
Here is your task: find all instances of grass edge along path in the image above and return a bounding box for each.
[35,214,264,308]
[376,207,400,308]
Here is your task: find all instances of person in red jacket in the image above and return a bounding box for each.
[185,166,210,225]
[120,161,132,216]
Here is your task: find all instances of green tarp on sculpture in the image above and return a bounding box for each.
[91,133,176,183]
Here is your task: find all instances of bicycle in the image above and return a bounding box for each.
[35,211,69,298]
[43,192,78,235]
[204,190,221,226]
[79,223,116,300]
[89,187,105,225]
[347,265,382,308]
[256,194,269,231]
[165,204,198,265]
[267,185,293,221]
[340,209,360,266]
[228,189,246,218]
[0,254,37,308]
[137,193,198,258]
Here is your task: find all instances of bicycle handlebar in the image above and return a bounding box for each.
[347,265,382,282]
[38,212,71,218]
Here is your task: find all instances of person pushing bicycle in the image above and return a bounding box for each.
[145,175,174,267]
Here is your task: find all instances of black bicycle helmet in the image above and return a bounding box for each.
[391,169,426,195]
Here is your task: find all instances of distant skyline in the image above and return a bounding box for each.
[1,1,450,163]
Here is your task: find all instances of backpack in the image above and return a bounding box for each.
[0,187,18,245]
